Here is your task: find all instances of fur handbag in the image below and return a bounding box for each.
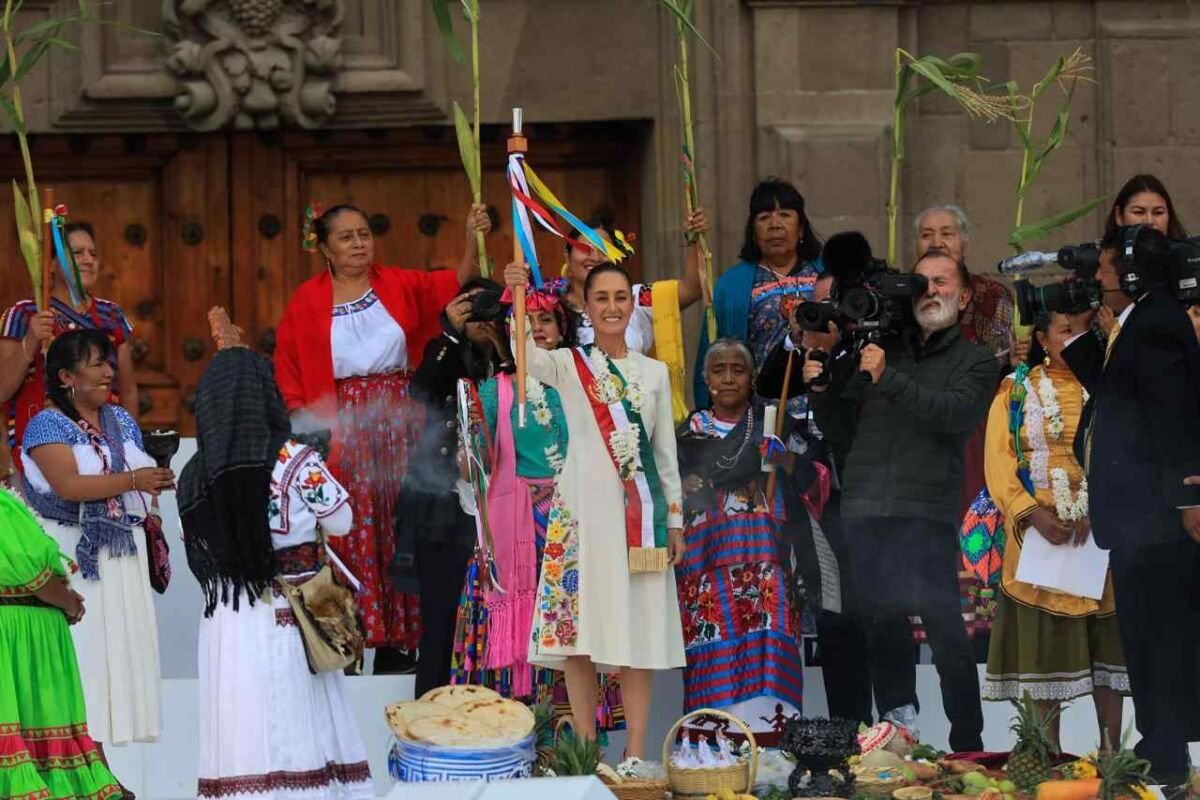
[276,565,363,674]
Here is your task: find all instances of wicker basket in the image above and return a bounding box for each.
[852,765,907,797]
[663,708,758,799]
[597,774,669,800]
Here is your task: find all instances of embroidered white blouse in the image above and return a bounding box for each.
[268,440,353,550]
[330,289,408,379]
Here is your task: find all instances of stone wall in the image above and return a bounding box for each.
[9,0,1200,278]
[747,0,1200,276]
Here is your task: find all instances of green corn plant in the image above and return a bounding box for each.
[1006,48,1104,251]
[1,1,152,307]
[889,49,1025,265]
[432,0,489,276]
[665,0,719,341]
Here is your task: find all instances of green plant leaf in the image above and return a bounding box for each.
[452,100,479,196]
[1008,194,1108,246]
[12,179,40,292]
[430,0,464,65]
[1031,54,1068,100]
[658,0,717,58]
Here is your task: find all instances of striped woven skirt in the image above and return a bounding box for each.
[451,478,624,731]
[675,507,804,718]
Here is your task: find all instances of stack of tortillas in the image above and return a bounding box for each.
[386,685,535,749]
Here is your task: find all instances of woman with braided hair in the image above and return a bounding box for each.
[20,329,174,796]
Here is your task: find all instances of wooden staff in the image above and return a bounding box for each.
[39,186,53,312]
[764,349,795,501]
[507,108,528,428]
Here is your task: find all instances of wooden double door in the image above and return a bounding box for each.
[0,123,645,433]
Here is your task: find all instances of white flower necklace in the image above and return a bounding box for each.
[1034,365,1088,441]
[526,377,566,474]
[1035,365,1089,520]
[1050,468,1088,521]
[587,346,645,414]
[587,345,646,481]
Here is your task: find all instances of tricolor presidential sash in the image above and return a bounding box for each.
[570,346,669,573]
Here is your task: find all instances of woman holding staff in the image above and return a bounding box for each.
[1,221,139,476]
[274,202,488,673]
[503,259,685,758]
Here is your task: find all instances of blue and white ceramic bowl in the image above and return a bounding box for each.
[388,733,537,783]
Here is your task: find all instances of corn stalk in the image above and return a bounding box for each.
[889,49,1024,265]
[665,0,718,340]
[1006,48,1104,252]
[434,0,489,276]
[1,1,149,307]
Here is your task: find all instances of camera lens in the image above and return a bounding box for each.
[841,287,877,321]
[796,301,836,332]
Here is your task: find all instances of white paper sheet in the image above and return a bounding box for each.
[1014,526,1110,600]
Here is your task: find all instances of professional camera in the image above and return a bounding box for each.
[1169,237,1200,305]
[468,287,508,322]
[794,232,927,343]
[1013,275,1102,325]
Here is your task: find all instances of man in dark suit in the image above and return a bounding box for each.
[1063,225,1200,787]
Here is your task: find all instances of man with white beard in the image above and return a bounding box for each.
[805,248,997,751]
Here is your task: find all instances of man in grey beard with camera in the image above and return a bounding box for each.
[805,248,996,751]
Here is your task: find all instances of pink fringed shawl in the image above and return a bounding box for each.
[483,375,540,695]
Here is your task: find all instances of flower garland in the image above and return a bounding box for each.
[609,427,642,481]
[1034,366,1089,441]
[1049,467,1088,521]
[526,377,566,474]
[587,346,645,413]
[586,345,646,482]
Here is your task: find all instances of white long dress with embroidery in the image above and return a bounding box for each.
[524,341,686,671]
[196,441,372,800]
[21,406,161,745]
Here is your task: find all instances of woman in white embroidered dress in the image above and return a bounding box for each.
[190,316,372,800]
[503,261,686,759]
[20,330,173,796]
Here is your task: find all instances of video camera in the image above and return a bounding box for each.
[795,232,927,344]
[1001,234,1200,325]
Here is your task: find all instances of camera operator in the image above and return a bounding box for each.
[757,273,873,726]
[805,248,995,750]
[391,278,513,695]
[1061,225,1200,788]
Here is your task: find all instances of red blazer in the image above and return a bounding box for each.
[274,264,460,421]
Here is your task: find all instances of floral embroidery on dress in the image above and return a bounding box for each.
[300,468,331,505]
[331,289,380,317]
[533,491,580,651]
[729,562,778,636]
[679,572,722,647]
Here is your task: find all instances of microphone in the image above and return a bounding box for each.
[996,251,1058,275]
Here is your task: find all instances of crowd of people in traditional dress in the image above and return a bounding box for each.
[0,171,1198,800]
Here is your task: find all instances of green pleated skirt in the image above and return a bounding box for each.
[0,604,120,800]
[982,592,1130,702]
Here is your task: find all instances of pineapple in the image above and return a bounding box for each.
[1095,735,1151,800]
[1005,693,1060,793]
[531,699,557,772]
[550,727,603,777]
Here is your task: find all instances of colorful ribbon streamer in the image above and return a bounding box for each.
[46,205,86,307]
[457,378,503,594]
[506,153,627,287]
[759,435,787,460]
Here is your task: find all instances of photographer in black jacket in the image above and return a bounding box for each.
[391,277,512,695]
[805,248,995,751]
[1063,225,1200,787]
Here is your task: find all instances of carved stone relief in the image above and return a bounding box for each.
[163,0,345,130]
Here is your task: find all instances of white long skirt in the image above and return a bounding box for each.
[197,589,373,800]
[46,519,161,744]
